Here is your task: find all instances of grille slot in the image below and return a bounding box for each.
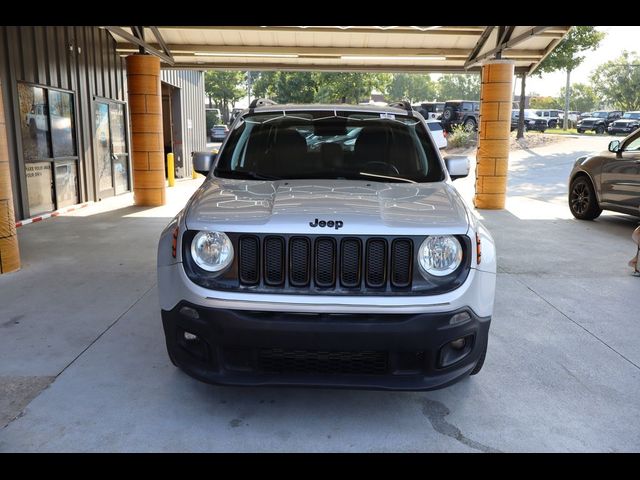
[391,239,413,288]
[263,236,285,286]
[314,237,336,288]
[258,348,389,375]
[289,237,311,287]
[238,236,259,285]
[365,238,388,288]
[340,238,362,288]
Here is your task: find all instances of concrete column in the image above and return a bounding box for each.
[0,77,20,274]
[474,60,515,210]
[126,54,166,206]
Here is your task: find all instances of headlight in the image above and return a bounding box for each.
[417,235,463,277]
[528,120,535,125]
[190,231,234,272]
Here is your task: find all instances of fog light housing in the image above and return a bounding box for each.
[438,334,474,368]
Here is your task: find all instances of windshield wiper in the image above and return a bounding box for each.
[355,172,416,183]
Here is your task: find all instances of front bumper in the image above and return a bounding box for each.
[608,126,637,135]
[162,303,491,391]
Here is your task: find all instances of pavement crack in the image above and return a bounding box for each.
[419,398,502,453]
[56,283,157,379]
[513,276,640,372]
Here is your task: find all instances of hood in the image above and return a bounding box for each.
[612,119,640,125]
[184,178,470,235]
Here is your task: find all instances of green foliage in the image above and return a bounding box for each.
[529,96,562,109]
[387,73,437,103]
[316,72,392,104]
[536,26,605,75]
[558,83,599,112]
[436,74,480,101]
[590,51,640,111]
[447,124,477,149]
[204,71,246,121]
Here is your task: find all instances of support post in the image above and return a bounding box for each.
[126,54,166,206]
[0,77,20,274]
[474,60,515,210]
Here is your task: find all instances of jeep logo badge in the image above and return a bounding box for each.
[309,218,343,230]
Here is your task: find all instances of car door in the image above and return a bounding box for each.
[601,133,640,209]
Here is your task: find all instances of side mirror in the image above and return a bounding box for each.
[608,140,621,153]
[445,156,470,180]
[192,151,217,175]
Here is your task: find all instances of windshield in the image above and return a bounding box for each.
[591,111,608,118]
[622,112,640,119]
[214,110,445,183]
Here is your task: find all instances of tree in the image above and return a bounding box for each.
[530,96,562,109]
[387,73,437,103]
[590,51,640,111]
[558,83,599,112]
[204,71,245,122]
[535,26,605,128]
[316,73,391,104]
[251,72,319,103]
[436,74,480,101]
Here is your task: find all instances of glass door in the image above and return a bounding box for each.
[95,100,129,199]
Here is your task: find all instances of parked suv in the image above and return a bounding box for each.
[607,111,640,136]
[441,100,480,132]
[533,109,562,128]
[157,99,497,391]
[414,102,445,120]
[576,111,623,134]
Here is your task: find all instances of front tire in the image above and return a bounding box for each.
[595,125,605,135]
[463,118,477,132]
[569,176,602,220]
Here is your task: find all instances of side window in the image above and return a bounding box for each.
[473,103,480,112]
[462,103,471,112]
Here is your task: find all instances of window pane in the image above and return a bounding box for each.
[18,83,51,161]
[49,90,76,158]
[113,156,129,194]
[54,161,78,208]
[95,102,113,191]
[25,162,54,215]
[109,103,126,155]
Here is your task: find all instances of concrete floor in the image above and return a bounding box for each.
[1,135,639,452]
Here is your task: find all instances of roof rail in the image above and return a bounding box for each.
[249,98,277,109]
[387,100,414,115]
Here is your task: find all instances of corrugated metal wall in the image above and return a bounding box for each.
[160,69,206,177]
[0,26,127,219]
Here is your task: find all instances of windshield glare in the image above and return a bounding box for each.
[213,111,444,183]
[591,112,608,118]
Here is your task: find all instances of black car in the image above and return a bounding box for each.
[510,110,547,132]
[576,110,623,134]
[440,100,480,132]
[607,111,640,136]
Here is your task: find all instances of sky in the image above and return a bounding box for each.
[523,26,640,97]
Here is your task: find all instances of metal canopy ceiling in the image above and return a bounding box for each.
[105,26,571,75]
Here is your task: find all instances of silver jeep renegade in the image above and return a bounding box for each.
[157,100,496,390]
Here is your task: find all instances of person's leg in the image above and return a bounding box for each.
[631,226,640,274]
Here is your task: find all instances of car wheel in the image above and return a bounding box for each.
[577,129,584,134]
[569,176,602,220]
[549,120,557,128]
[595,125,605,135]
[442,108,454,121]
[469,338,487,376]
[463,118,477,132]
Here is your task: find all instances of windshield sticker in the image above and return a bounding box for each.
[380,113,396,120]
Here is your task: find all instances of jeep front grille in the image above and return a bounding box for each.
[238,234,413,292]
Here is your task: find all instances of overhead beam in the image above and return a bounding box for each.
[464,26,556,69]
[148,26,174,63]
[105,26,175,65]
[465,26,495,65]
[114,43,546,59]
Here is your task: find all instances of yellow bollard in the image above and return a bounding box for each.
[167,153,175,187]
